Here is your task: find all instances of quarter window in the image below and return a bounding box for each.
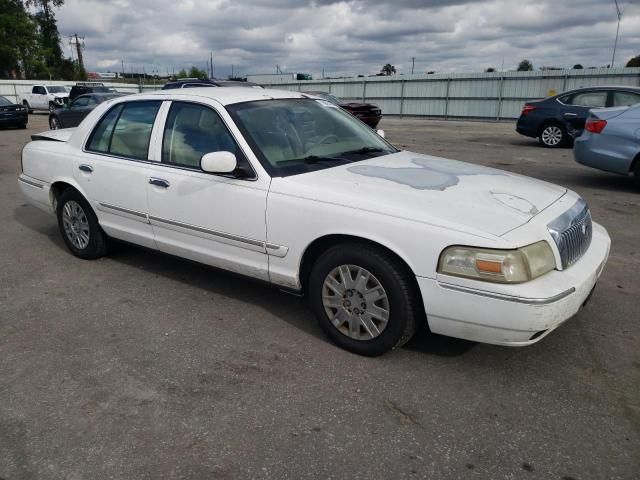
[569,91,607,108]
[613,91,640,107]
[162,102,239,169]
[86,101,161,160]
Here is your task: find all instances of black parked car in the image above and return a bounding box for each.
[0,96,28,129]
[49,93,124,130]
[306,91,382,128]
[161,78,262,89]
[516,86,640,147]
[68,82,116,102]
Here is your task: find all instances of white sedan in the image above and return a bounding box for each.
[18,88,610,355]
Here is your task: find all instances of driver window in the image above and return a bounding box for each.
[72,96,90,108]
[162,102,240,169]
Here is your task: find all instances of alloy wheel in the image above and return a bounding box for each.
[62,200,90,250]
[541,125,563,146]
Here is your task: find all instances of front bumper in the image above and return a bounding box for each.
[417,222,611,346]
[0,113,28,126]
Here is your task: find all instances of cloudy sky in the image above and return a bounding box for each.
[54,0,640,78]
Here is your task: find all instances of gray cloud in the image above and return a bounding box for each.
[55,0,640,77]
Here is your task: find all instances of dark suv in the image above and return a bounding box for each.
[69,82,115,101]
[516,86,640,147]
[161,78,262,89]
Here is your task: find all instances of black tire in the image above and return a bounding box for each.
[308,242,420,356]
[49,116,59,130]
[538,122,567,148]
[48,102,56,113]
[56,189,109,259]
[19,123,27,129]
[22,100,32,114]
[633,157,640,189]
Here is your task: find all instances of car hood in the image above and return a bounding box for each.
[269,151,566,238]
[52,93,69,98]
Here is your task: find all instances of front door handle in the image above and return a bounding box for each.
[78,164,93,173]
[563,113,578,117]
[149,177,170,188]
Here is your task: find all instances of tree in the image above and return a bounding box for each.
[485,67,496,72]
[188,66,207,79]
[517,59,533,71]
[380,63,396,76]
[573,64,583,69]
[626,55,640,68]
[25,0,65,77]
[0,0,39,78]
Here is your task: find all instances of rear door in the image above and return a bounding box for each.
[73,100,162,248]
[560,90,608,135]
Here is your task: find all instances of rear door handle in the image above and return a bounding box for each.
[149,177,170,188]
[563,113,578,116]
[78,164,93,173]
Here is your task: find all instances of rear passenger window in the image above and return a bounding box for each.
[162,102,239,168]
[569,91,607,108]
[86,101,161,160]
[613,91,640,107]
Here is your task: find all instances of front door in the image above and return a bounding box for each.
[146,100,270,280]
[73,100,162,249]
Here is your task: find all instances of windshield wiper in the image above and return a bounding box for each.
[338,147,390,155]
[277,155,350,164]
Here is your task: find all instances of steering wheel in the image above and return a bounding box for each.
[316,134,340,145]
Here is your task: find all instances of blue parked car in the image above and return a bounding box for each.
[516,86,640,148]
[573,103,640,187]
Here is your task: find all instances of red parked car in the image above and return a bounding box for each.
[306,91,382,128]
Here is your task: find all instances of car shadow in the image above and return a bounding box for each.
[13,205,478,358]
[568,171,637,194]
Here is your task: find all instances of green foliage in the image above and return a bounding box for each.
[0,0,75,79]
[0,0,38,78]
[573,64,584,69]
[485,67,496,72]
[517,59,533,71]
[380,63,396,76]
[626,55,640,68]
[188,66,208,79]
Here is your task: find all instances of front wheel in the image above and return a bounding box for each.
[48,102,56,113]
[539,123,566,148]
[23,101,32,114]
[308,243,419,356]
[49,116,60,130]
[56,189,109,259]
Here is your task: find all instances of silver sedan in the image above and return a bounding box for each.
[573,103,640,187]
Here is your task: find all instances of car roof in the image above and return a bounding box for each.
[556,85,640,97]
[145,87,308,106]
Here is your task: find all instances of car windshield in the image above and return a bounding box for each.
[47,86,66,93]
[227,98,396,177]
[0,96,12,106]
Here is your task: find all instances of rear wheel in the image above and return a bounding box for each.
[308,243,419,356]
[539,123,566,148]
[56,189,109,259]
[22,100,32,114]
[633,156,640,189]
[48,102,56,113]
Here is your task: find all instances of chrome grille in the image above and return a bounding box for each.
[547,198,592,269]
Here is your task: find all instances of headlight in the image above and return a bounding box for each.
[438,241,556,283]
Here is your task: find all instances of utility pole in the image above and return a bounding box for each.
[231,64,234,78]
[611,0,623,67]
[210,52,214,78]
[411,56,415,75]
[121,59,125,80]
[72,34,86,76]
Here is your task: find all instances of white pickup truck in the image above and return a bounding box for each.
[21,85,69,113]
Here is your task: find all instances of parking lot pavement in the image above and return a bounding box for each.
[1,114,638,480]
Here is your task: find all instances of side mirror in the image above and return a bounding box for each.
[376,129,385,138]
[200,151,237,174]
